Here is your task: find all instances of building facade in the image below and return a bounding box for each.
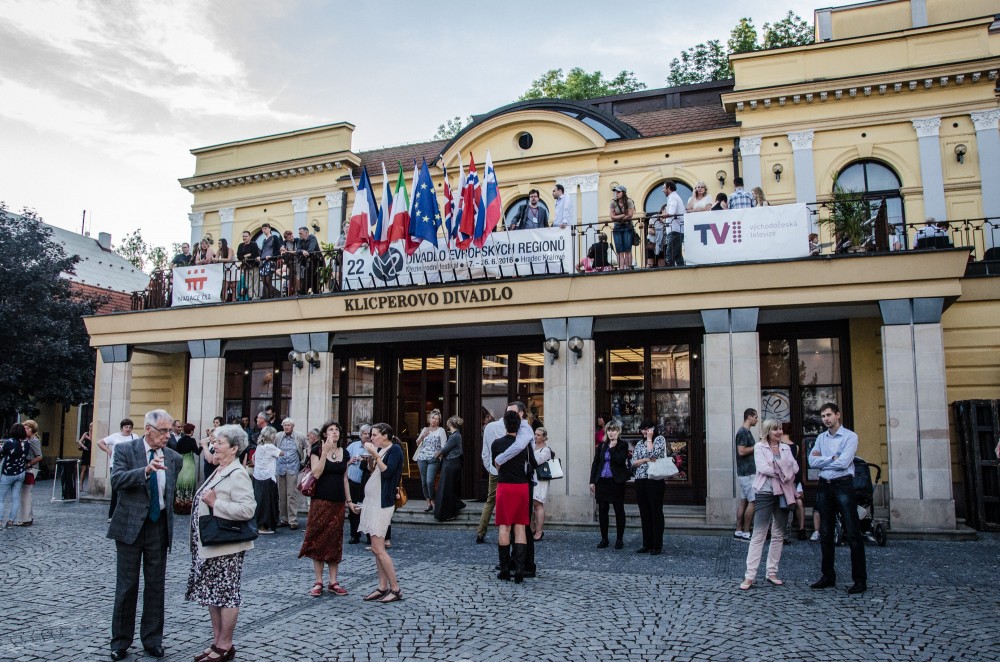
[85,0,1000,531]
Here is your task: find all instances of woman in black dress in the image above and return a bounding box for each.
[589,419,631,549]
[433,416,465,521]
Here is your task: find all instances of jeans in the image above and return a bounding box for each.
[666,232,684,266]
[417,459,440,502]
[816,476,867,584]
[744,493,785,580]
[0,472,25,523]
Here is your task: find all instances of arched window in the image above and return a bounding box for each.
[251,228,282,249]
[834,160,906,249]
[643,181,693,217]
[504,197,550,229]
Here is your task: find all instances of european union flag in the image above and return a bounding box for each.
[407,159,442,255]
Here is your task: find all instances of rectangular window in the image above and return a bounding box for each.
[347,358,375,432]
[517,352,545,427]
[609,347,644,435]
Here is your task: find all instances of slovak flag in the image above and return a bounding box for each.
[442,164,457,248]
[456,154,480,250]
[386,162,410,247]
[345,166,377,253]
[474,150,502,248]
[371,162,393,254]
[408,159,442,255]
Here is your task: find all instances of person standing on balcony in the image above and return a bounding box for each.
[728,177,756,210]
[236,231,260,301]
[552,184,575,229]
[609,185,635,270]
[662,180,686,267]
[170,243,193,268]
[258,223,281,299]
[686,181,713,213]
[297,226,321,294]
[509,189,549,230]
[213,238,236,301]
[194,238,216,265]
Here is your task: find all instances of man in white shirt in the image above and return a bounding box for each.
[552,184,575,229]
[98,419,139,521]
[662,180,686,267]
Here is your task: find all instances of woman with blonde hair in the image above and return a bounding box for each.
[589,419,631,549]
[740,418,799,590]
[16,420,43,526]
[412,409,446,512]
[251,425,281,534]
[530,427,553,540]
[752,186,769,207]
[687,181,713,213]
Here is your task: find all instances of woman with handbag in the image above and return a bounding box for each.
[0,424,28,528]
[16,419,43,526]
[186,424,257,661]
[412,409,446,512]
[433,416,465,522]
[359,422,405,603]
[630,420,668,555]
[589,419,631,549]
[530,427,552,541]
[740,418,799,590]
[299,421,352,597]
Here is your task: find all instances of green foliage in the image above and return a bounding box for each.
[148,245,169,272]
[0,203,104,420]
[114,228,171,273]
[820,183,869,251]
[667,12,815,86]
[433,116,473,141]
[519,67,646,101]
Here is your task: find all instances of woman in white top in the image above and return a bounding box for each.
[250,426,282,533]
[531,428,552,541]
[686,181,714,213]
[412,409,447,512]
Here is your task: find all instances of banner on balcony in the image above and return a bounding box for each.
[340,227,572,289]
[682,204,811,265]
[172,264,224,306]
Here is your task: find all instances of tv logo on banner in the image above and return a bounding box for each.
[682,204,809,265]
[172,264,224,306]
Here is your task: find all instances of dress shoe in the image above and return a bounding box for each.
[144,645,165,658]
[636,547,650,554]
[810,577,836,589]
[348,535,360,544]
[110,649,128,661]
[649,549,662,556]
[475,535,485,544]
[847,582,867,595]
[596,539,609,549]
[614,540,624,550]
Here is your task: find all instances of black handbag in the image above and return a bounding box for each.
[197,473,258,546]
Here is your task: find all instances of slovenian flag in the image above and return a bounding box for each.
[408,158,442,255]
[474,150,502,248]
[456,153,479,250]
[345,166,377,253]
[386,162,410,248]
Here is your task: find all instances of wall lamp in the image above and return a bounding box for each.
[288,350,304,369]
[305,350,321,368]
[716,170,727,186]
[954,143,967,164]
[311,221,321,233]
[568,336,585,362]
[543,337,560,364]
[772,163,784,182]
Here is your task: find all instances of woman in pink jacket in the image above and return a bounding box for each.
[739,418,799,590]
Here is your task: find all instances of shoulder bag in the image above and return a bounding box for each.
[647,456,679,480]
[535,450,563,481]
[198,473,258,546]
[297,465,317,497]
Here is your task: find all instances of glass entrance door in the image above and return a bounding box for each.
[395,353,459,490]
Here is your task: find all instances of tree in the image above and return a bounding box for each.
[0,203,104,421]
[666,12,815,86]
[519,67,646,101]
[148,246,169,272]
[114,228,170,273]
[433,116,473,141]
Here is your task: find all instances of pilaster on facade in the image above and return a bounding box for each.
[291,196,311,214]
[970,110,1000,248]
[911,116,941,138]
[739,136,763,191]
[911,116,946,221]
[218,207,235,246]
[325,192,345,244]
[188,211,205,248]
[787,131,817,208]
[92,345,134,497]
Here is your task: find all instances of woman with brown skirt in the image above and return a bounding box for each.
[298,420,352,597]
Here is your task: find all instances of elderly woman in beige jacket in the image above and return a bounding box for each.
[186,424,256,662]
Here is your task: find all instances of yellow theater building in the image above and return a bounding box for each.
[84,0,1000,533]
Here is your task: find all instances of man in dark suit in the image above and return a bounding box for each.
[107,409,183,660]
[258,223,281,298]
[296,226,321,294]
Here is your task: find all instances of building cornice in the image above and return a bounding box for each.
[179,153,360,193]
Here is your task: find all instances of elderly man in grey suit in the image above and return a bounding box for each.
[107,409,183,661]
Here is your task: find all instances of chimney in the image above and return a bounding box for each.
[98,232,112,250]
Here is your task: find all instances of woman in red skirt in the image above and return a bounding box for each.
[299,420,353,597]
[492,411,531,583]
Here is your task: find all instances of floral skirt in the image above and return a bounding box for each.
[185,489,245,608]
[298,498,345,563]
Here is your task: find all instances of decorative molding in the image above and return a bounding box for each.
[970,109,1000,131]
[911,116,941,138]
[218,208,234,225]
[325,192,344,209]
[739,136,763,156]
[183,161,343,193]
[558,172,600,193]
[188,211,205,227]
[291,196,310,213]
[787,130,815,151]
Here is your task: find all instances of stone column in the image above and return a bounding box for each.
[879,298,955,530]
[186,340,225,440]
[739,136,763,192]
[971,109,1000,249]
[541,317,595,523]
[911,117,946,222]
[218,207,235,247]
[292,196,310,233]
[93,345,133,496]
[701,309,760,526]
[787,131,817,212]
[188,211,205,250]
[289,333,332,432]
[325,192,345,245]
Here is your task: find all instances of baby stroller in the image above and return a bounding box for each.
[833,456,887,547]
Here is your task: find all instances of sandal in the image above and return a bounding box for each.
[363,587,389,602]
[378,588,403,603]
[309,581,323,597]
[328,582,348,596]
[739,579,753,591]
[766,575,784,586]
[202,645,235,661]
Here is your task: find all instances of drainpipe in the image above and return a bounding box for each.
[732,138,741,180]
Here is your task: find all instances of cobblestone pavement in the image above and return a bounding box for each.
[1,493,998,661]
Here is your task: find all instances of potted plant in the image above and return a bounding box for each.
[819,183,870,253]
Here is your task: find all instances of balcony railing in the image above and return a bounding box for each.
[130,206,999,311]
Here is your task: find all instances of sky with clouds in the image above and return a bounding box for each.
[0,0,820,250]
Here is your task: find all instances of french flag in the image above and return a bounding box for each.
[474,150,502,248]
[345,166,377,253]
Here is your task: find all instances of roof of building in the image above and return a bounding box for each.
[42,222,150,294]
[618,104,739,137]
[354,140,450,177]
